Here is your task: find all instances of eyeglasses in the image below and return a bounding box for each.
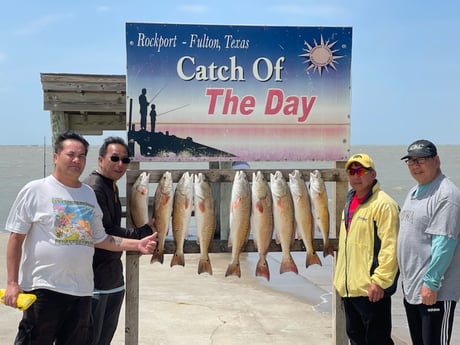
[347,167,370,176]
[110,155,131,164]
[404,157,433,166]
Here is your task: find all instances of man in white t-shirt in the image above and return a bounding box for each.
[4,131,157,345]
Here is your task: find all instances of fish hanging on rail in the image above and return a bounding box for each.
[251,171,274,281]
[270,170,298,275]
[289,169,322,268]
[225,170,251,278]
[171,172,194,267]
[129,172,150,228]
[194,172,216,275]
[309,169,334,257]
[150,171,174,264]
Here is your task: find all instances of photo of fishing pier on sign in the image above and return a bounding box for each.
[127,85,235,160]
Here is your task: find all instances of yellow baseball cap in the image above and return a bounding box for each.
[345,153,375,170]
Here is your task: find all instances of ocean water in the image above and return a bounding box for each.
[2,144,460,227]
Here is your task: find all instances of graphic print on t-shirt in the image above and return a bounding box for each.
[53,197,94,246]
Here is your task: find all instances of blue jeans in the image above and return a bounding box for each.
[15,289,92,345]
[91,290,125,345]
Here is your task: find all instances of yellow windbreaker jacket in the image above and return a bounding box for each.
[333,181,400,297]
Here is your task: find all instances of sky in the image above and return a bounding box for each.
[1,0,459,146]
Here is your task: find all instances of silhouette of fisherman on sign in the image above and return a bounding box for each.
[149,104,157,133]
[138,88,149,130]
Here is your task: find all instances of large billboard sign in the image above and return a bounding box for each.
[126,23,352,162]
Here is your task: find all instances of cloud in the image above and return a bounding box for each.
[177,5,209,14]
[14,14,72,36]
[97,6,110,12]
[268,4,345,17]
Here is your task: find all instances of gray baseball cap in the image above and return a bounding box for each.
[401,139,438,160]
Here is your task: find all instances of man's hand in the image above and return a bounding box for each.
[368,283,384,302]
[137,232,158,254]
[421,285,437,305]
[4,282,21,309]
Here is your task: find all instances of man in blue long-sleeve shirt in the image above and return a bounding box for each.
[398,139,460,345]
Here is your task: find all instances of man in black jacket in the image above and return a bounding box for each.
[84,136,155,345]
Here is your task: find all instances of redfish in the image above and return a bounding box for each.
[171,172,194,267]
[270,170,298,275]
[129,171,150,228]
[289,170,322,268]
[194,173,216,275]
[251,171,274,281]
[150,171,174,264]
[309,170,334,257]
[225,170,251,278]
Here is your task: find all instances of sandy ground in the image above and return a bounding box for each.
[1,232,459,344]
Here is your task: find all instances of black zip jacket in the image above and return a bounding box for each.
[84,170,152,290]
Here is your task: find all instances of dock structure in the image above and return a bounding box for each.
[41,72,348,345]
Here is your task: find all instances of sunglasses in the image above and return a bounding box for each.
[347,167,369,176]
[110,155,131,164]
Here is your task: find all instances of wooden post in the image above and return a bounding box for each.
[125,162,140,345]
[332,161,348,345]
[219,161,232,240]
[49,111,68,145]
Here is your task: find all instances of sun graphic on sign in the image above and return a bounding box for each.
[300,35,344,76]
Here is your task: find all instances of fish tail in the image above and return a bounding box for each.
[306,252,322,268]
[198,256,213,275]
[255,257,270,281]
[280,255,299,275]
[323,244,334,257]
[323,242,335,258]
[170,252,185,267]
[150,250,164,264]
[225,262,241,278]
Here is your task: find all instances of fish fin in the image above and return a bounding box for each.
[161,195,171,206]
[255,257,270,281]
[231,198,241,210]
[306,252,322,268]
[280,256,299,275]
[225,262,241,278]
[198,257,213,275]
[256,200,264,213]
[198,201,206,213]
[170,253,185,267]
[150,250,164,264]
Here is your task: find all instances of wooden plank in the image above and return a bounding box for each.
[40,73,125,92]
[68,113,126,131]
[162,238,338,254]
[43,91,126,112]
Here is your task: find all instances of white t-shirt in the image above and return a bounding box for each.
[5,175,107,296]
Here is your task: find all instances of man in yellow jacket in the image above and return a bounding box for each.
[333,153,400,345]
